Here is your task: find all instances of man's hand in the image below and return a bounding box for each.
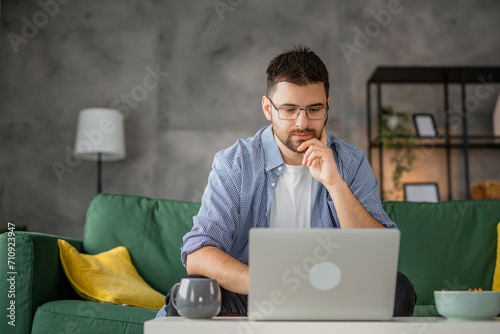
[298,127,341,188]
[298,128,384,229]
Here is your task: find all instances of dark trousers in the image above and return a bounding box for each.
[161,271,417,317]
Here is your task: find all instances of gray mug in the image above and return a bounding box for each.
[171,278,222,319]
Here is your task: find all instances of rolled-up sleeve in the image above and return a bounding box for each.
[342,146,396,229]
[181,151,241,267]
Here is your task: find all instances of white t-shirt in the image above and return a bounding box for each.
[270,164,317,229]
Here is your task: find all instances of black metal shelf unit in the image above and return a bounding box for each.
[366,66,500,200]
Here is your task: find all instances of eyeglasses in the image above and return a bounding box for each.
[266,96,328,120]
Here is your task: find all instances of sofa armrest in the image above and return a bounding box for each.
[0,231,83,334]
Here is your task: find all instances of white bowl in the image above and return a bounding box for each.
[434,291,500,320]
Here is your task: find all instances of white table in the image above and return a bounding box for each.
[145,316,500,334]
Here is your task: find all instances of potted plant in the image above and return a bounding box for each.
[379,106,416,200]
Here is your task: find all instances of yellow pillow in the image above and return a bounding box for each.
[58,239,165,310]
[493,223,500,291]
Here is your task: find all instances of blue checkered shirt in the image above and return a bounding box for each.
[181,125,396,267]
[156,125,396,317]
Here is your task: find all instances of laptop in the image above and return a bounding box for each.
[248,228,400,321]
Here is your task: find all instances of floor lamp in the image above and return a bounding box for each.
[74,108,126,193]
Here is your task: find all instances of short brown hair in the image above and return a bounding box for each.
[266,45,329,97]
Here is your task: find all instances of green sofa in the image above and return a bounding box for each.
[1,193,499,334]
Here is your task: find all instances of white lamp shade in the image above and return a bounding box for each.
[74,108,126,161]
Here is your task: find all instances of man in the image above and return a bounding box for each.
[157,45,416,317]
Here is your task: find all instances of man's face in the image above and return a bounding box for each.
[263,81,329,154]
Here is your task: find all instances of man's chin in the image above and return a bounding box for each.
[285,140,307,154]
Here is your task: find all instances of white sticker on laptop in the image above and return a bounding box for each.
[309,262,341,291]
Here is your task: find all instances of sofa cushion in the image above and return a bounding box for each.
[31,300,156,334]
[58,239,164,309]
[83,194,201,295]
[383,200,500,307]
[0,232,83,334]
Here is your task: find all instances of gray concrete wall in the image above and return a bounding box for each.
[1,0,499,239]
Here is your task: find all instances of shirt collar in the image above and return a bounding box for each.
[261,125,284,173]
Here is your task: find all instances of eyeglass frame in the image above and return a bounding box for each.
[265,96,329,120]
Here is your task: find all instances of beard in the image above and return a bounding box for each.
[274,128,320,153]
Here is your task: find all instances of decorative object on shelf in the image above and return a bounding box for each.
[74,108,126,193]
[368,66,500,201]
[413,114,438,137]
[494,93,500,137]
[404,183,440,203]
[379,106,416,200]
[472,180,500,199]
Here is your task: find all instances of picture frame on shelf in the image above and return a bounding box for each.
[493,92,500,137]
[413,114,438,137]
[404,183,440,203]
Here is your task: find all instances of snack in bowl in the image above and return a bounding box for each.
[434,290,500,321]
